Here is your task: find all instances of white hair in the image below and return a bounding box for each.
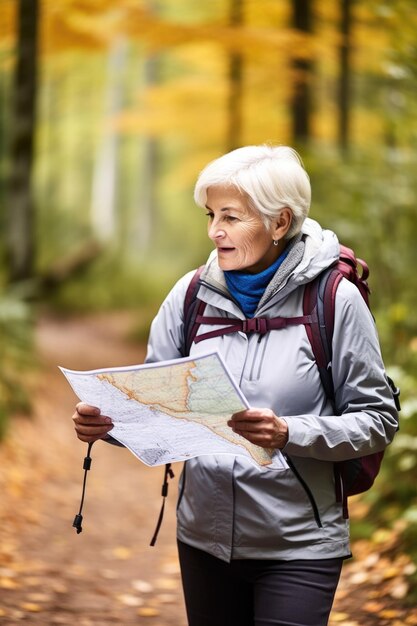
[194,145,311,239]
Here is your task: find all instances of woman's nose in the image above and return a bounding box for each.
[208,222,226,240]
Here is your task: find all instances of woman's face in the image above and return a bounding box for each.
[205,185,287,274]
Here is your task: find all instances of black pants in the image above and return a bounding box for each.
[178,540,343,626]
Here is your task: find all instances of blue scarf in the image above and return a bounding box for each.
[224,249,289,318]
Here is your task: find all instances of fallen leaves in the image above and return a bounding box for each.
[131,578,154,593]
[160,558,181,575]
[332,518,417,626]
[344,549,414,600]
[364,601,385,613]
[0,576,20,589]
[117,593,144,607]
[0,317,185,624]
[137,606,160,617]
[111,545,133,560]
[329,611,350,622]
[21,602,43,612]
[1,315,416,626]
[378,609,403,620]
[390,580,409,600]
[156,593,177,604]
[154,576,180,590]
[113,574,182,619]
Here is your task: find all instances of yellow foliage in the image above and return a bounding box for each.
[0,0,317,77]
[40,0,122,53]
[115,76,225,138]
[124,11,313,60]
[353,109,386,145]
[0,0,17,60]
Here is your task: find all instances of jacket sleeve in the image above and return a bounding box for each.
[283,278,399,461]
[144,270,196,364]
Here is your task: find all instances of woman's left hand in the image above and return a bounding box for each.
[228,408,288,449]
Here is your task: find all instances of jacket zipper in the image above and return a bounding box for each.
[200,272,323,528]
[176,461,187,510]
[285,454,323,528]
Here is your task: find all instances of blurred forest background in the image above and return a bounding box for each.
[1,0,417,598]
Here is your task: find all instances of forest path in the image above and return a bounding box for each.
[0,313,415,625]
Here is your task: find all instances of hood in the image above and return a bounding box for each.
[294,217,340,283]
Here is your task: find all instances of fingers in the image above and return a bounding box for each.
[228,408,288,449]
[76,402,101,416]
[72,403,114,443]
[228,408,275,431]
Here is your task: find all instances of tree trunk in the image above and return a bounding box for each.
[226,0,244,152]
[291,0,313,145]
[127,0,162,259]
[338,0,352,153]
[133,54,159,258]
[90,39,126,243]
[6,0,39,283]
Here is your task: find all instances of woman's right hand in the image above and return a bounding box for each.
[72,402,114,443]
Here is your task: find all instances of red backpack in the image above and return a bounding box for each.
[182,245,400,518]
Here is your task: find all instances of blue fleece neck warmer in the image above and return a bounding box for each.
[224,249,289,318]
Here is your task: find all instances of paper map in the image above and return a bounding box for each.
[60,351,288,469]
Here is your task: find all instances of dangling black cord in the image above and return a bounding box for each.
[150,463,175,547]
[73,441,94,534]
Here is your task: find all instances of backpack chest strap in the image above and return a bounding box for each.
[193,313,316,344]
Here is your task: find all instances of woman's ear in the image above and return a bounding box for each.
[273,208,292,240]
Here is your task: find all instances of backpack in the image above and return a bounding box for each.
[182,244,400,518]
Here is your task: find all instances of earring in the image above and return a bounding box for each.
[273,239,279,246]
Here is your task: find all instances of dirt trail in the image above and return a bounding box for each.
[0,313,185,625]
[0,312,416,625]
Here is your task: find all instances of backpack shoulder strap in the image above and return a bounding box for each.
[304,267,346,515]
[182,265,206,356]
[303,267,344,406]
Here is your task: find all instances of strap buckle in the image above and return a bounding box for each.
[242,318,268,334]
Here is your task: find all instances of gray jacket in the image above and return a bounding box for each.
[145,219,398,562]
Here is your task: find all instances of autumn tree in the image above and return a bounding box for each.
[6,0,39,283]
[134,54,160,257]
[290,0,314,145]
[90,39,127,244]
[227,0,244,151]
[338,0,353,152]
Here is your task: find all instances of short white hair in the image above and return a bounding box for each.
[194,145,311,239]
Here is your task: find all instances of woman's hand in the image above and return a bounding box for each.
[72,402,114,443]
[228,408,288,450]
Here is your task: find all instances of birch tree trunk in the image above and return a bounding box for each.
[133,54,159,257]
[90,39,127,243]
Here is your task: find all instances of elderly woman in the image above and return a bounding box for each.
[73,145,398,626]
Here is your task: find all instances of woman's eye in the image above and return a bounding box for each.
[204,213,238,223]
